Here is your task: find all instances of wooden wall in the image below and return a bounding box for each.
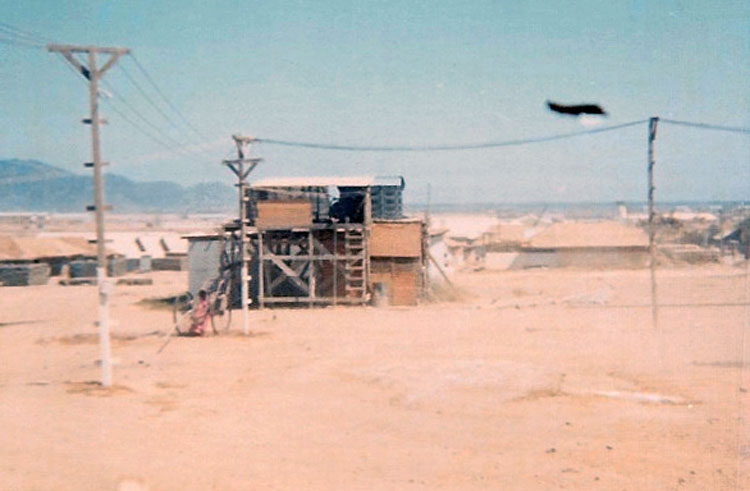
[255,201,312,229]
[370,221,422,258]
[370,257,422,306]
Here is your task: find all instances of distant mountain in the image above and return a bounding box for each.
[0,159,235,213]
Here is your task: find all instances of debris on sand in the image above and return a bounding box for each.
[594,390,689,405]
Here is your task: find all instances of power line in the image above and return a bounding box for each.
[0,22,215,160]
[103,100,186,153]
[0,21,54,44]
[128,54,211,143]
[0,171,77,186]
[256,120,650,152]
[117,63,190,137]
[105,94,193,152]
[59,56,208,161]
[101,79,202,153]
[115,62,218,158]
[661,119,750,135]
[57,52,211,161]
[0,35,44,49]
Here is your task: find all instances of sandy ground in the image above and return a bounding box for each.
[1,266,749,490]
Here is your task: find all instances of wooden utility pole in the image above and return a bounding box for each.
[48,44,129,387]
[223,135,261,335]
[647,116,659,329]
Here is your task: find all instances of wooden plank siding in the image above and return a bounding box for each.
[255,201,312,229]
[370,221,422,258]
[370,257,422,306]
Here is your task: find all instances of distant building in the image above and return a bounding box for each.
[427,228,454,283]
[0,235,99,285]
[719,218,750,258]
[513,221,650,269]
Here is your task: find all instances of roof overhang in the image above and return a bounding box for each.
[250,175,404,189]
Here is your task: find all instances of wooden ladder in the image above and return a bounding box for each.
[343,228,366,300]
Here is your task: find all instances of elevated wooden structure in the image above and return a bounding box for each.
[212,175,427,308]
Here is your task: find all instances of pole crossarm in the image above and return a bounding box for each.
[48,44,130,80]
[232,135,257,159]
[233,135,257,144]
[223,158,262,180]
[47,44,129,55]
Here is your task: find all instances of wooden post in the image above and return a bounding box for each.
[223,136,261,328]
[648,117,659,330]
[308,230,315,307]
[333,229,338,306]
[364,187,372,301]
[258,231,265,309]
[237,158,249,335]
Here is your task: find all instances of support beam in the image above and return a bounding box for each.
[333,231,338,306]
[308,230,315,307]
[258,232,265,310]
[265,253,310,293]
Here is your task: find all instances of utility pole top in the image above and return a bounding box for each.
[47,44,130,55]
[232,135,256,144]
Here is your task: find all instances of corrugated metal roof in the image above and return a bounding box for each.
[250,175,404,189]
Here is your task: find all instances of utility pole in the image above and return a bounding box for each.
[223,135,261,335]
[647,116,659,330]
[48,44,129,387]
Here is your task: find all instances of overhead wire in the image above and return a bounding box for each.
[117,63,193,140]
[101,78,204,154]
[2,20,748,164]
[0,35,45,49]
[660,119,750,135]
[128,54,212,143]
[59,56,210,163]
[0,21,55,43]
[0,22,50,50]
[0,22,215,163]
[256,119,650,152]
[0,171,77,186]
[114,61,219,158]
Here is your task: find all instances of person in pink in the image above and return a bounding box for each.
[187,290,211,336]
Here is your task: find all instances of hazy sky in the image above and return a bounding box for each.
[1,1,748,203]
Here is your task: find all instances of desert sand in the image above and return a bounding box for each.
[1,266,748,490]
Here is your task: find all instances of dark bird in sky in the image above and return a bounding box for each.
[546,100,607,116]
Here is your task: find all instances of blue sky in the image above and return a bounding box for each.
[1,1,748,203]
